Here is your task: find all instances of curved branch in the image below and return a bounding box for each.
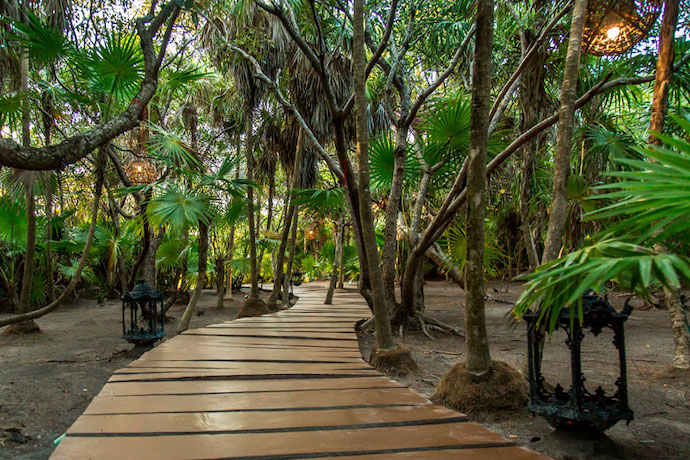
[0,3,181,171]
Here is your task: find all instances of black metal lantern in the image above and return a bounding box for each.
[122,279,165,347]
[524,291,634,431]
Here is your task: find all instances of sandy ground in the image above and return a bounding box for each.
[357,280,690,460]
[1,281,688,459]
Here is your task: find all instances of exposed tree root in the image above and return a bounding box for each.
[432,360,528,413]
[370,343,418,376]
[2,320,41,335]
[236,298,272,319]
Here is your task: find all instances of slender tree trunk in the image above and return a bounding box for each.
[225,225,235,300]
[463,0,495,376]
[245,110,260,299]
[176,221,209,333]
[354,0,395,351]
[45,175,55,302]
[518,23,548,270]
[269,129,304,305]
[338,226,346,289]
[144,227,164,288]
[128,190,152,288]
[17,177,36,315]
[15,37,38,327]
[215,256,225,308]
[283,207,299,307]
[541,0,588,265]
[325,216,344,304]
[257,170,275,277]
[648,0,688,369]
[1,149,106,328]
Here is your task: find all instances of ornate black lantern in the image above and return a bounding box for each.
[524,291,634,431]
[122,279,165,347]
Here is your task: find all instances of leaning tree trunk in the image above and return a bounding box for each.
[541,0,588,265]
[1,149,107,328]
[522,0,588,374]
[463,0,495,376]
[245,109,260,299]
[353,0,396,352]
[325,216,344,304]
[518,27,548,270]
[176,220,209,333]
[648,0,689,369]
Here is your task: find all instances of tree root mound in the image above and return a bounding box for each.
[236,298,272,319]
[432,360,528,414]
[370,343,418,376]
[2,320,41,335]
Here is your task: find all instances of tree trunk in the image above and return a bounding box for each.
[283,207,299,307]
[176,220,209,333]
[224,225,235,300]
[353,0,395,351]
[464,0,494,376]
[17,177,36,315]
[338,226,346,289]
[647,0,688,369]
[245,109,260,299]
[541,0,588,265]
[215,257,225,308]
[325,216,344,304]
[129,190,152,288]
[257,169,275,278]
[648,0,679,145]
[14,36,39,329]
[1,149,106,328]
[518,11,548,270]
[144,227,164,288]
[269,129,304,305]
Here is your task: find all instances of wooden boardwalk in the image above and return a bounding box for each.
[51,286,545,459]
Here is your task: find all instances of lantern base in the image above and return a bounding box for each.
[124,331,165,347]
[528,399,634,431]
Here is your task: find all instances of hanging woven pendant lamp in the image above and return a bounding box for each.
[125,156,157,185]
[582,0,663,56]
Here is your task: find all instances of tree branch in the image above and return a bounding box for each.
[0,2,181,170]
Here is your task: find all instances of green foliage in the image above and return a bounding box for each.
[514,119,690,332]
[444,224,506,278]
[367,135,419,193]
[81,32,144,110]
[9,11,72,65]
[148,123,204,172]
[148,184,212,229]
[291,188,346,215]
[514,239,690,331]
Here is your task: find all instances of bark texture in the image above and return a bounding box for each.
[464,0,495,376]
[353,0,396,351]
[176,221,209,333]
[647,0,689,369]
[541,0,588,265]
